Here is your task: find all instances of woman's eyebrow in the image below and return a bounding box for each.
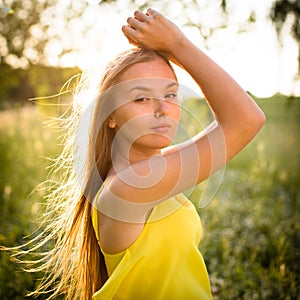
[128,86,151,93]
[128,82,178,93]
[165,82,178,89]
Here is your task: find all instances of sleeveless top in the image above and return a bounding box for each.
[91,192,212,300]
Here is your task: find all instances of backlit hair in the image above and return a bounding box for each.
[10,48,176,300]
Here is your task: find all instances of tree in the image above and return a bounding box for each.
[270,0,300,76]
[0,0,119,69]
[0,0,231,70]
[0,1,81,107]
[0,0,48,68]
[1,0,299,72]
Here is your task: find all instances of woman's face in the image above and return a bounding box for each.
[109,57,181,156]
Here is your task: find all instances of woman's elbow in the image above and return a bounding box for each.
[252,108,266,132]
[241,108,266,142]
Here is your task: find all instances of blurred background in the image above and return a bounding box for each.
[0,0,299,299]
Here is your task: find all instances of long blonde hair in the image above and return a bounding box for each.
[14,48,176,300]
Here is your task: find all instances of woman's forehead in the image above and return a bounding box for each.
[117,58,176,82]
[127,78,178,93]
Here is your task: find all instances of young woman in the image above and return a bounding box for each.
[13,8,265,300]
[88,9,264,299]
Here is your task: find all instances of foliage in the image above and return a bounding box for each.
[0,0,287,70]
[0,0,49,67]
[0,94,299,299]
[0,107,62,299]
[0,65,80,109]
[192,94,300,299]
[270,0,300,75]
[0,0,117,68]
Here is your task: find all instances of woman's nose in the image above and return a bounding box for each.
[154,99,170,118]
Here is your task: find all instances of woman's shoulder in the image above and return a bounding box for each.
[92,177,152,254]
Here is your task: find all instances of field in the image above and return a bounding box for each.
[0,94,299,299]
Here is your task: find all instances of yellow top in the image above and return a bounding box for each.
[92,193,212,300]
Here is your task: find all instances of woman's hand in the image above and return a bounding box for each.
[122,9,186,62]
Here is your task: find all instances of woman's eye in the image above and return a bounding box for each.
[134,97,151,103]
[165,93,178,101]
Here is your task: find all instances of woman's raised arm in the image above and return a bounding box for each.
[101,9,265,208]
[122,9,265,157]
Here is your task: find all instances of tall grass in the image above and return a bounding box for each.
[193,95,300,299]
[0,106,61,299]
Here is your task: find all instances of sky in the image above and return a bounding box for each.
[44,0,300,97]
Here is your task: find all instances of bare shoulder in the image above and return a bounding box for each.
[95,177,151,254]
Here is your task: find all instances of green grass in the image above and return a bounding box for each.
[0,106,61,299]
[193,95,300,299]
[0,95,299,299]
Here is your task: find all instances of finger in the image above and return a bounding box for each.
[126,36,139,47]
[134,10,149,22]
[121,26,138,44]
[146,8,160,17]
[127,16,143,30]
[122,25,137,39]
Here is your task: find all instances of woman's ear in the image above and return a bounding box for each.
[108,116,116,128]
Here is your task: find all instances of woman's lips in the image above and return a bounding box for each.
[151,124,171,133]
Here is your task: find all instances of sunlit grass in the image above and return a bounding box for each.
[0,106,62,299]
[196,95,300,299]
